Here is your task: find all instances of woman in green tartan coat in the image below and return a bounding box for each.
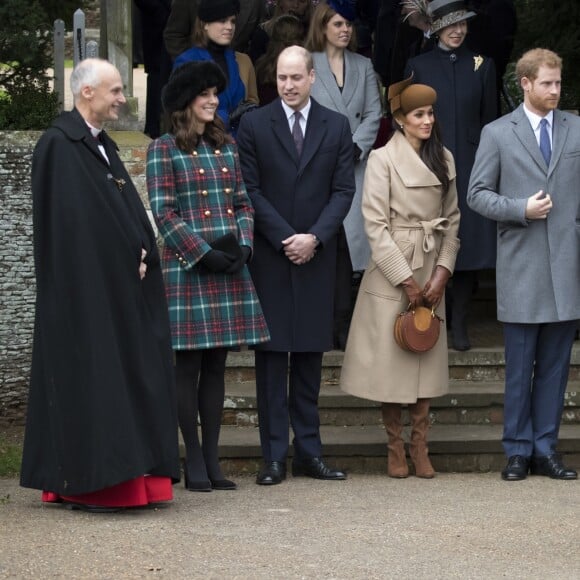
[147,61,270,492]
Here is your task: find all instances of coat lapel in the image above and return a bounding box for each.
[389,131,441,187]
[549,109,569,177]
[341,51,359,107]
[300,100,327,174]
[511,105,547,172]
[313,53,349,118]
[270,100,300,165]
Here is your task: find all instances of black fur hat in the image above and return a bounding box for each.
[162,61,226,114]
[198,0,240,23]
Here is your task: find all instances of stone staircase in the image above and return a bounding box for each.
[216,343,580,474]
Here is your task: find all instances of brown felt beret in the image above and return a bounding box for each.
[388,75,437,116]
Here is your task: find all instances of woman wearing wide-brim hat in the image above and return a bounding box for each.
[404,0,497,352]
[340,76,460,479]
[146,60,270,492]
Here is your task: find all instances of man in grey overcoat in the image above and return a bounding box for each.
[467,48,579,482]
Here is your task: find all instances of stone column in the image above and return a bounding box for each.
[100,0,139,130]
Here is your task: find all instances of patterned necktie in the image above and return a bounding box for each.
[539,118,551,166]
[292,111,304,156]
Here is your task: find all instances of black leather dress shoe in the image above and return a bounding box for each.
[501,455,530,481]
[530,455,578,480]
[256,461,287,485]
[292,457,347,480]
[64,502,123,513]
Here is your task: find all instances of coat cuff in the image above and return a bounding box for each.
[436,237,460,274]
[375,251,413,288]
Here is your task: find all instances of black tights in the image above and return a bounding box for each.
[175,348,228,483]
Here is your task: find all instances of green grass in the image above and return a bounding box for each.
[0,433,22,477]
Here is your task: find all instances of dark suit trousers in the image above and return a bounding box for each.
[502,321,577,458]
[255,351,324,462]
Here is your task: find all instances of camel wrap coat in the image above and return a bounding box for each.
[340,131,460,403]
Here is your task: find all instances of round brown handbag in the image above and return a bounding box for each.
[394,306,443,353]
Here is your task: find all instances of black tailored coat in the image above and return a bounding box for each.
[405,44,497,270]
[236,98,355,352]
[20,109,180,495]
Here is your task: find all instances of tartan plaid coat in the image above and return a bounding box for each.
[146,134,270,350]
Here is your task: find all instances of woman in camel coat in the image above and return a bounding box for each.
[340,76,460,478]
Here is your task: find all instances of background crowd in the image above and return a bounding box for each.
[20,0,579,512]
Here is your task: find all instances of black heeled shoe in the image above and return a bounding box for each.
[183,469,212,492]
[210,478,237,490]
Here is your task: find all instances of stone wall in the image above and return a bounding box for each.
[0,130,152,425]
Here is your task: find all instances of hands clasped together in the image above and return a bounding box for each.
[401,266,451,309]
[282,233,318,265]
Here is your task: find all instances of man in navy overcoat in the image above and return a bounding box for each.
[237,46,355,485]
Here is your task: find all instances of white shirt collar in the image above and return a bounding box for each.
[280,98,311,124]
[523,104,554,131]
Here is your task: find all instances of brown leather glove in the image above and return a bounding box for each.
[423,266,451,308]
[401,277,423,308]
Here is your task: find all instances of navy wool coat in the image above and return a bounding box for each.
[147,134,270,350]
[20,109,180,495]
[236,98,356,352]
[406,44,498,270]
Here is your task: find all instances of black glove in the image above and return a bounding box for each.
[229,101,258,130]
[200,249,236,273]
[225,246,252,273]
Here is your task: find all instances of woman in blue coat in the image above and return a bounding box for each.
[147,61,270,492]
[405,0,497,351]
[173,0,259,134]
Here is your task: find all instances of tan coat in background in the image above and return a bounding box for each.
[340,131,460,403]
[235,52,259,104]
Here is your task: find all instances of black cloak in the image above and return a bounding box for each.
[20,109,180,495]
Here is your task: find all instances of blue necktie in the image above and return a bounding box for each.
[292,111,304,156]
[539,118,551,166]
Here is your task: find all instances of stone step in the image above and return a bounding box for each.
[216,424,580,474]
[222,381,580,427]
[223,346,580,383]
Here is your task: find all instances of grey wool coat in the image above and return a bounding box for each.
[340,132,460,403]
[467,105,580,323]
[310,50,382,271]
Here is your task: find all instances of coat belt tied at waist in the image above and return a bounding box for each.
[391,218,450,270]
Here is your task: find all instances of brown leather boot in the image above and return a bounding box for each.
[381,403,409,478]
[408,398,435,478]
